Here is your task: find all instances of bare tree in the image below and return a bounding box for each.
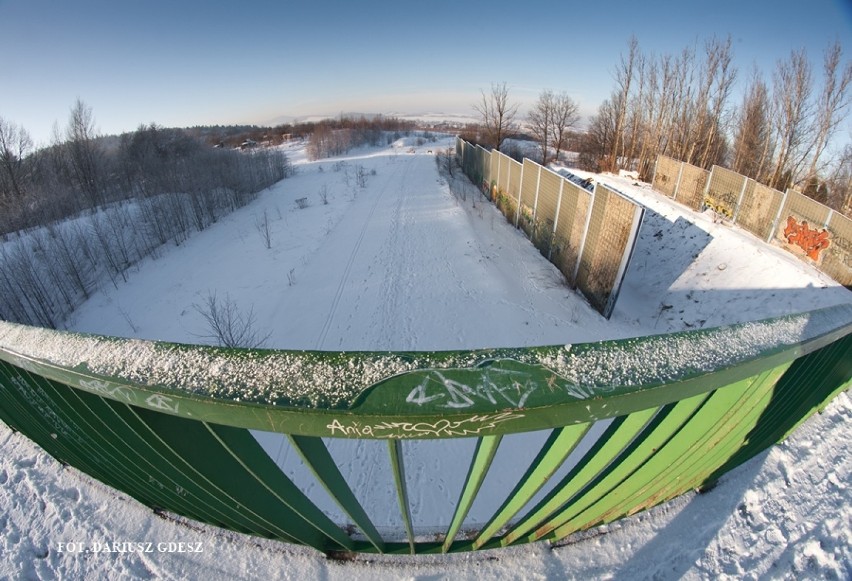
[806,41,852,180]
[0,117,33,207]
[549,92,579,164]
[65,99,104,207]
[694,36,737,169]
[529,90,579,166]
[732,69,775,181]
[826,143,852,214]
[768,49,814,190]
[608,36,640,171]
[473,82,518,151]
[528,89,554,164]
[193,291,270,348]
[255,209,272,249]
[577,99,618,172]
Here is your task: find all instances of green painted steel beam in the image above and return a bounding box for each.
[206,425,356,551]
[471,423,591,550]
[388,439,416,554]
[288,435,386,553]
[443,435,502,553]
[500,407,658,546]
[525,393,710,543]
[0,305,849,441]
[567,366,788,537]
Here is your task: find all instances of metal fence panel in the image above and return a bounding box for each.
[652,155,681,198]
[823,212,852,286]
[775,191,833,264]
[507,157,522,201]
[519,159,540,237]
[677,164,709,211]
[475,145,492,186]
[574,185,643,317]
[706,166,747,219]
[552,181,592,285]
[778,190,832,231]
[735,181,785,241]
[651,154,851,287]
[497,152,513,201]
[531,167,562,256]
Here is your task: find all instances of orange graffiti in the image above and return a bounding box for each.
[783,216,831,261]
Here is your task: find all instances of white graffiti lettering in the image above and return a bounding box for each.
[145,394,179,413]
[405,368,542,409]
[79,379,137,403]
[326,411,524,438]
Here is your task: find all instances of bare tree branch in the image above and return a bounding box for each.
[473,82,518,151]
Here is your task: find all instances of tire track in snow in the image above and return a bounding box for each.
[373,159,417,349]
[314,158,410,349]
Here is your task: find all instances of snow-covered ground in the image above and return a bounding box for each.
[1,135,850,579]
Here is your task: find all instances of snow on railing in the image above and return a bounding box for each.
[0,304,850,554]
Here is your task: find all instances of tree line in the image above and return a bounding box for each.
[0,100,293,327]
[473,37,852,215]
[305,115,417,160]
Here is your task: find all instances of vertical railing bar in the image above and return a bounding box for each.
[548,374,788,538]
[125,403,312,545]
[499,406,659,546]
[387,439,415,554]
[706,340,848,479]
[206,426,355,551]
[5,367,167,509]
[0,366,266,542]
[40,372,236,529]
[529,393,712,543]
[0,365,128,494]
[472,423,591,550]
[442,435,502,553]
[288,434,386,553]
[552,365,794,541]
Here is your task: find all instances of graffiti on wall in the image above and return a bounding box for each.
[783,216,831,261]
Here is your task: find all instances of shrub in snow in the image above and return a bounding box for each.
[192,291,270,349]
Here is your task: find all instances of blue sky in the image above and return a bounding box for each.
[1,0,851,145]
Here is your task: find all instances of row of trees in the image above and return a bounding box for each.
[305,115,417,160]
[579,37,852,211]
[0,100,293,327]
[468,82,581,166]
[473,38,852,215]
[196,114,418,151]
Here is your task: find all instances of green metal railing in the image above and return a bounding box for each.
[0,304,850,555]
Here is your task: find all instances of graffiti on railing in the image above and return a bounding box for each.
[326,411,524,439]
[405,368,541,410]
[79,379,138,404]
[145,394,180,413]
[7,373,74,439]
[782,217,831,261]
